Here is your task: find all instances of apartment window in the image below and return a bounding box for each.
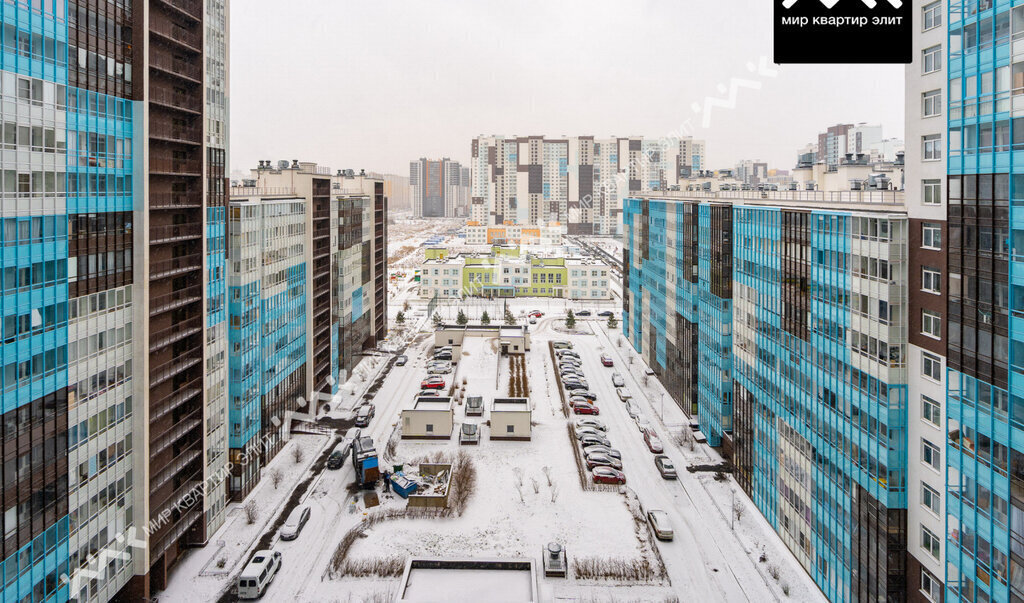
[923,90,942,117]
[922,483,941,514]
[922,439,941,470]
[920,568,942,601]
[922,222,942,249]
[923,2,942,31]
[923,135,942,160]
[922,395,941,426]
[922,310,942,338]
[923,352,942,381]
[923,179,941,205]
[921,525,941,559]
[923,45,942,74]
[922,266,941,293]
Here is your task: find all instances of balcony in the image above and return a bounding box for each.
[150,253,203,280]
[150,222,202,244]
[150,352,202,387]
[156,0,202,21]
[149,284,203,317]
[150,124,202,146]
[149,192,203,209]
[150,378,202,424]
[149,51,202,83]
[150,157,202,176]
[149,85,202,114]
[149,315,203,352]
[151,413,202,457]
[150,19,202,52]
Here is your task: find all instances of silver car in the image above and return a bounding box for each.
[611,373,625,387]
[647,510,674,541]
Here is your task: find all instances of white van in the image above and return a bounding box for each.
[237,549,282,599]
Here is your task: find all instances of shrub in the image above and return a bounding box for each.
[270,468,284,489]
[243,500,259,525]
[215,557,226,569]
[768,564,780,580]
[782,583,790,596]
[291,444,305,464]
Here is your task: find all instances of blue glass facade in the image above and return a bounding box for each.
[945,2,1024,600]
[1,1,72,601]
[625,196,911,600]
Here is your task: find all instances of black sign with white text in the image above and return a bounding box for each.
[774,0,911,64]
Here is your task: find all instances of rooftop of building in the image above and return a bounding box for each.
[492,398,530,411]
[411,397,454,411]
[633,189,907,214]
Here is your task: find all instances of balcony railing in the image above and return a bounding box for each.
[150,378,202,424]
[646,189,905,206]
[150,253,203,280]
[149,352,202,387]
[155,0,202,21]
[149,284,202,317]
[149,314,203,352]
[149,51,202,83]
[150,19,202,52]
[149,86,201,114]
[150,158,202,175]
[149,192,203,209]
[150,222,202,244]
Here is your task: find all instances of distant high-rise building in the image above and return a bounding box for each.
[409,158,467,218]
[735,160,769,186]
[817,123,853,168]
[470,135,701,235]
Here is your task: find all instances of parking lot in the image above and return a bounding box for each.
[158,300,822,603]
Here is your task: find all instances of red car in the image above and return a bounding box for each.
[644,430,664,453]
[572,401,599,415]
[528,310,543,318]
[592,466,626,485]
[421,376,445,389]
[600,354,614,367]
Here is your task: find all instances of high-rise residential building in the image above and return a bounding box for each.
[623,182,910,601]
[735,160,769,186]
[941,2,1023,602]
[0,1,228,601]
[905,1,948,599]
[367,172,409,212]
[470,134,692,236]
[817,123,854,169]
[409,157,467,218]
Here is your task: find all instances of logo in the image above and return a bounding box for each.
[781,0,902,7]
[774,0,910,64]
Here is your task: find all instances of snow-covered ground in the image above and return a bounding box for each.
[156,221,824,602]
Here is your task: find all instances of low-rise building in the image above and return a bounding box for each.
[420,247,610,300]
[490,398,532,440]
[464,222,564,246]
[401,398,455,439]
[434,325,531,355]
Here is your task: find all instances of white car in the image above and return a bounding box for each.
[615,387,632,402]
[611,373,625,387]
[625,401,642,419]
[279,504,311,540]
[647,510,674,541]
[574,418,606,431]
[635,416,652,433]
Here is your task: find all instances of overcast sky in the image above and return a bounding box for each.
[229,0,905,176]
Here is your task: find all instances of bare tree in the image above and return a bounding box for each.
[291,443,304,464]
[512,466,523,487]
[542,466,552,487]
[270,468,284,489]
[244,499,259,525]
[550,484,559,503]
[733,498,745,522]
[531,477,540,494]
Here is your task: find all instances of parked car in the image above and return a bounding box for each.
[421,376,445,389]
[558,362,582,371]
[433,352,453,361]
[427,365,452,375]
[592,466,626,485]
[584,445,621,459]
[635,416,652,433]
[279,505,311,541]
[576,310,592,317]
[600,354,614,367]
[585,452,623,470]
[574,418,606,431]
[615,387,632,402]
[354,404,375,427]
[564,380,590,391]
[644,431,664,453]
[529,310,544,318]
[416,390,437,398]
[598,310,614,317]
[572,401,599,415]
[529,317,537,324]
[625,401,642,419]
[237,550,283,600]
[611,373,625,387]
[580,433,612,448]
[395,355,408,366]
[556,349,579,358]
[647,510,674,541]
[459,423,480,445]
[572,390,597,402]
[337,427,361,459]
[552,341,573,350]
[575,427,605,441]
[654,455,677,479]
[644,368,656,376]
